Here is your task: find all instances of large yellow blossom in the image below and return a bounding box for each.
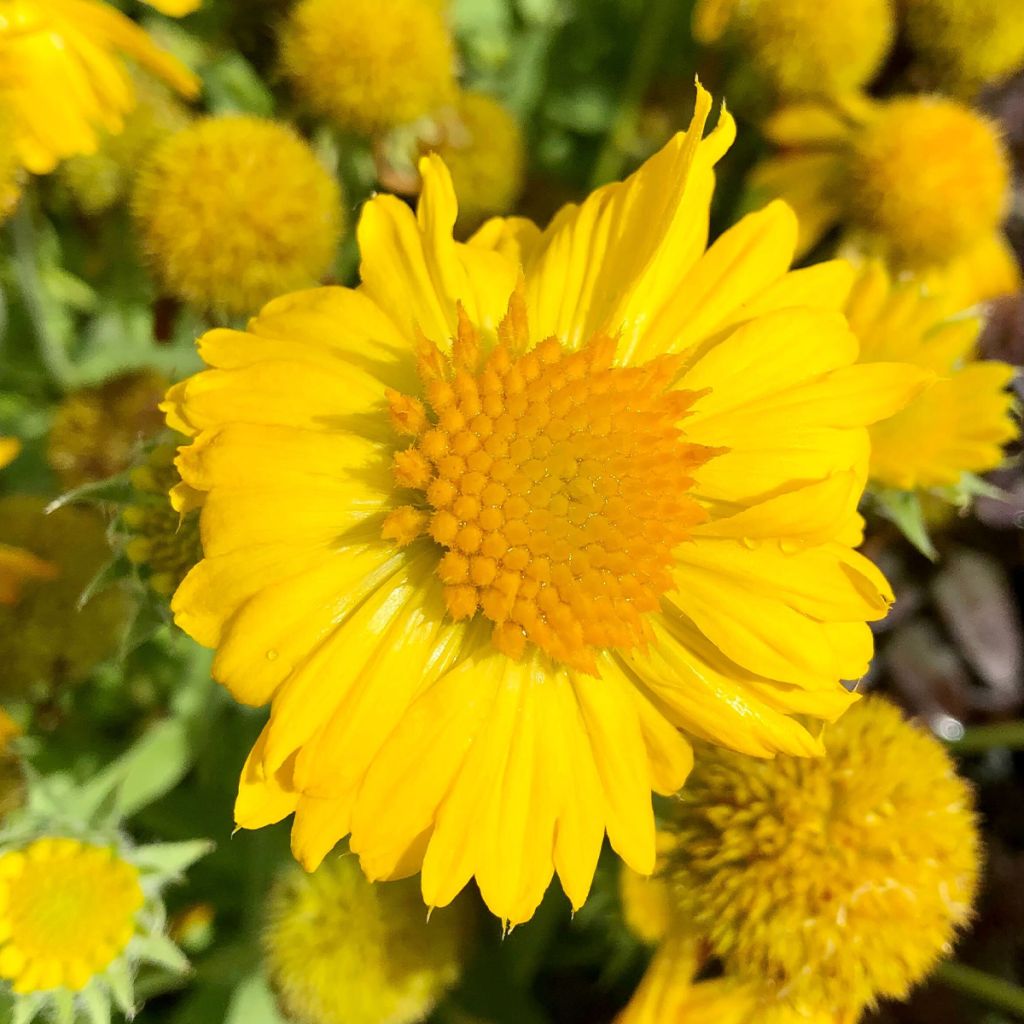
[0,439,54,606]
[847,264,1016,492]
[750,94,1019,304]
[164,85,926,926]
[0,0,200,174]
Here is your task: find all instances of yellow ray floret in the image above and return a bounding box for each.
[750,93,1018,301]
[846,263,1017,492]
[0,0,199,175]
[164,83,928,926]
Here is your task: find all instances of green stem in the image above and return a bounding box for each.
[934,962,1024,1018]
[588,0,677,190]
[8,199,76,391]
[948,721,1024,754]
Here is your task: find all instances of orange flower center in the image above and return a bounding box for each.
[382,293,716,673]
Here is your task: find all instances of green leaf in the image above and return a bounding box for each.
[133,839,214,880]
[104,960,135,1017]
[80,986,111,1024]
[51,991,74,1024]
[136,933,192,975]
[224,975,287,1024]
[11,994,45,1024]
[872,488,938,560]
[203,53,275,117]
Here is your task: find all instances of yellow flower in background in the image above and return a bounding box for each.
[165,84,926,926]
[693,0,895,99]
[902,0,1024,96]
[634,697,980,1023]
[132,115,343,318]
[263,854,470,1024]
[0,837,144,993]
[618,833,676,946]
[427,90,526,233]
[751,94,1019,303]
[0,440,55,607]
[0,0,200,175]
[280,0,456,136]
[847,263,1016,493]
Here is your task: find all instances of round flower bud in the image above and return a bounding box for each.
[263,854,471,1024]
[280,0,456,135]
[132,115,343,318]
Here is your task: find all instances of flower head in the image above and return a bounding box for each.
[659,697,981,1019]
[751,94,1017,298]
[164,84,926,926]
[0,498,127,701]
[47,371,168,489]
[132,115,343,318]
[693,0,895,99]
[847,263,1016,493]
[902,0,1024,95]
[0,0,199,174]
[426,91,525,232]
[280,0,456,136]
[0,770,209,1022]
[263,854,470,1024]
[0,441,55,606]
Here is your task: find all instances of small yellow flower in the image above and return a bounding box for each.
[426,91,525,232]
[263,854,470,1024]
[0,440,55,606]
[0,498,127,701]
[902,0,1024,95]
[847,263,1017,492]
[59,75,191,216]
[750,94,1018,301]
[121,442,201,596]
[692,0,895,99]
[280,0,456,135]
[132,115,343,318]
[164,84,927,926]
[47,370,168,489]
[0,837,144,994]
[0,0,200,175]
[652,697,980,1020]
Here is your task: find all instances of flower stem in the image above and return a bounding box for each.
[934,962,1024,1018]
[8,199,76,392]
[948,721,1024,754]
[589,0,677,190]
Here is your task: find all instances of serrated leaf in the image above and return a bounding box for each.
[225,975,287,1024]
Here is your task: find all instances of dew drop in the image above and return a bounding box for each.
[265,649,278,662]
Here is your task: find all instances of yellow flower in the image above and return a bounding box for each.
[0,0,200,175]
[280,0,456,136]
[0,440,55,606]
[132,115,343,318]
[902,0,1024,95]
[750,94,1019,302]
[650,697,980,1020]
[0,776,209,1023]
[0,837,144,993]
[47,370,168,488]
[692,0,895,99]
[59,74,190,216]
[263,854,470,1024]
[846,263,1017,492]
[164,84,927,926]
[426,90,525,232]
[0,497,127,701]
